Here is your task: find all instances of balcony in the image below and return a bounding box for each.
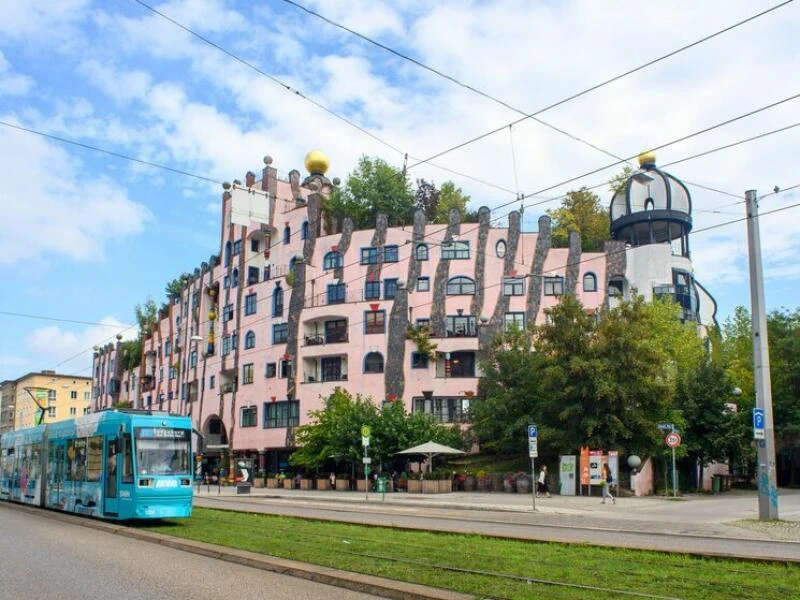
[302,355,348,384]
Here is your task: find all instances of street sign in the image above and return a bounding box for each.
[753,408,766,440]
[665,432,681,448]
[657,422,673,433]
[528,424,538,439]
[361,425,371,438]
[528,439,538,458]
[362,436,370,447]
[363,457,372,464]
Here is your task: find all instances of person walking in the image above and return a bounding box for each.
[537,465,551,498]
[601,463,615,504]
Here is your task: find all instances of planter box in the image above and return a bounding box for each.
[422,480,437,494]
[407,479,422,494]
[266,478,278,489]
[252,478,265,488]
[397,479,408,491]
[336,479,350,491]
[316,479,330,491]
[437,479,452,493]
[300,479,313,490]
[356,479,367,492]
[282,479,294,489]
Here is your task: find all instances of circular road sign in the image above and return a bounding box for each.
[665,432,682,448]
[361,425,371,438]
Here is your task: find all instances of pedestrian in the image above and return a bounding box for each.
[329,471,336,489]
[601,463,615,504]
[537,465,551,498]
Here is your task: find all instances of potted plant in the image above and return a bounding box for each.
[407,472,423,494]
[422,471,438,494]
[266,473,278,488]
[336,473,350,491]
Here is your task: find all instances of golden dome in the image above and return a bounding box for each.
[638,150,656,167]
[304,149,330,175]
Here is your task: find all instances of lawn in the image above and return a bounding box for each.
[143,507,800,599]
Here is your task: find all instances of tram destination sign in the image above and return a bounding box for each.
[135,427,190,440]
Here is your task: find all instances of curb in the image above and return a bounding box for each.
[2,503,473,600]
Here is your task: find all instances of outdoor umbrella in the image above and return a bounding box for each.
[397,441,465,473]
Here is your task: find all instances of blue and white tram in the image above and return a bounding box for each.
[0,410,193,520]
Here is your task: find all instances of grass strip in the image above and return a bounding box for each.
[141,508,800,599]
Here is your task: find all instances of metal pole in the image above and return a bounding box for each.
[531,457,536,512]
[364,445,369,501]
[672,446,677,498]
[745,190,779,520]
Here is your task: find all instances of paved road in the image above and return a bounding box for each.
[0,503,381,600]
[194,487,800,561]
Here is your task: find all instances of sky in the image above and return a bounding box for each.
[1,0,799,382]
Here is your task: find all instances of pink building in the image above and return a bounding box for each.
[93,150,715,475]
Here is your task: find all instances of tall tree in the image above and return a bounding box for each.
[545,188,610,251]
[435,181,471,224]
[134,298,158,338]
[415,178,440,222]
[326,156,415,229]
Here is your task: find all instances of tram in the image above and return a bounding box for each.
[0,410,193,520]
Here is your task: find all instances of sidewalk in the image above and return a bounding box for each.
[193,484,800,542]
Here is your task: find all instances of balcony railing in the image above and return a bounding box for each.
[302,333,349,347]
[303,373,348,383]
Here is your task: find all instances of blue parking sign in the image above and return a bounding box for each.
[753,408,765,430]
[528,424,538,439]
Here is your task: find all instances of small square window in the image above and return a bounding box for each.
[411,352,429,369]
[416,277,430,292]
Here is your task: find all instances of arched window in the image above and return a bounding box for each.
[244,331,256,349]
[583,272,597,292]
[224,241,232,267]
[231,268,239,288]
[416,244,429,261]
[364,352,384,374]
[644,198,655,211]
[323,251,342,270]
[272,286,284,317]
[447,276,476,295]
[283,226,291,245]
[301,221,309,240]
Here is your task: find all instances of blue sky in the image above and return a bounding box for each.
[1,0,799,381]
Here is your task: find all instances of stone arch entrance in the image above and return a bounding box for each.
[201,414,229,479]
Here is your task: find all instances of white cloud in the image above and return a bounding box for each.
[0,121,152,265]
[0,51,33,96]
[24,317,136,375]
[79,59,153,103]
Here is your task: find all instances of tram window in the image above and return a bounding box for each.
[87,436,103,482]
[121,434,133,484]
[69,438,87,481]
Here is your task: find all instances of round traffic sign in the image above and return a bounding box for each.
[361,425,371,438]
[665,432,681,448]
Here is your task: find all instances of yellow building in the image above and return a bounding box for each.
[11,370,92,430]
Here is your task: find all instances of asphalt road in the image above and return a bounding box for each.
[0,504,380,600]
[194,492,800,561]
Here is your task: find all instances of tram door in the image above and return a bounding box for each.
[104,437,119,516]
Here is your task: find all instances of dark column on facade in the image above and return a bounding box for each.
[526,215,552,325]
[479,210,521,353]
[286,193,322,401]
[564,230,583,294]
[333,217,354,282]
[603,240,627,309]
[431,208,462,338]
[365,214,389,284]
[470,207,492,319]
[385,210,427,401]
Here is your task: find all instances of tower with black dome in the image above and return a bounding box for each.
[607,152,715,327]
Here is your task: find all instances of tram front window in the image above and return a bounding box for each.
[134,428,191,476]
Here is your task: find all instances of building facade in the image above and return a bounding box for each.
[9,370,92,430]
[0,380,16,434]
[93,150,715,474]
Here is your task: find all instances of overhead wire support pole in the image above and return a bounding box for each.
[744,190,779,520]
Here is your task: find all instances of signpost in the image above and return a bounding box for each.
[665,431,681,498]
[753,408,766,440]
[361,425,371,500]
[528,424,538,511]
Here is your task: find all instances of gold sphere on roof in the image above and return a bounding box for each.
[638,150,656,167]
[304,149,330,175]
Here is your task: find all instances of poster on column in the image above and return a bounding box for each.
[580,446,590,486]
[589,450,603,485]
[607,451,619,491]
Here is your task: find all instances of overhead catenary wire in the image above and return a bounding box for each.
[61,112,800,372]
[403,0,796,172]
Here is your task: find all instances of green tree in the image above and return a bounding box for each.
[434,181,471,224]
[121,339,143,370]
[326,156,415,229]
[473,327,548,454]
[134,298,158,338]
[546,188,610,251]
[165,278,183,300]
[415,178,439,222]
